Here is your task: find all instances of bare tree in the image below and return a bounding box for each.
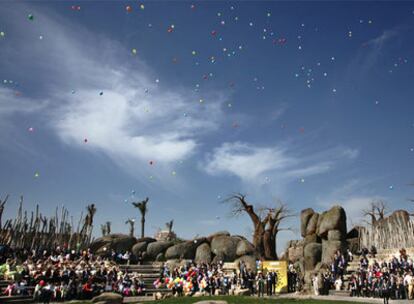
[0,194,9,229]
[362,200,388,225]
[101,224,107,236]
[166,220,174,233]
[105,221,111,235]
[132,197,149,238]
[224,193,294,260]
[125,218,135,237]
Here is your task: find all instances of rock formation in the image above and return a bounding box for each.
[285,205,348,290]
[90,232,258,269]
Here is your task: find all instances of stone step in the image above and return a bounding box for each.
[329,290,350,297]
[0,295,34,304]
[123,296,154,303]
[144,288,172,296]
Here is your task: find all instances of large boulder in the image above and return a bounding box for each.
[234,288,250,296]
[236,239,255,256]
[165,239,205,260]
[286,240,304,263]
[321,239,346,264]
[136,237,157,243]
[301,208,315,237]
[235,255,257,272]
[327,229,344,241]
[304,243,322,271]
[306,213,319,236]
[210,235,239,261]
[304,234,320,244]
[195,243,212,264]
[317,206,347,238]
[165,259,192,270]
[91,292,122,304]
[91,234,137,254]
[132,242,149,256]
[207,231,231,243]
[156,252,166,262]
[146,241,174,259]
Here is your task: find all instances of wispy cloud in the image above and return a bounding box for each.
[202,142,358,185]
[0,4,227,178]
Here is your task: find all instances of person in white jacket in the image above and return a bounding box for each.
[312,274,319,295]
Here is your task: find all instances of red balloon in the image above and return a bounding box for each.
[126,5,132,12]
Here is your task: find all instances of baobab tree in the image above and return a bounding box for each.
[362,200,388,225]
[224,193,294,260]
[132,197,149,238]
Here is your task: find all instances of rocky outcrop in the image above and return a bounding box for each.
[286,205,349,290]
[235,255,257,272]
[285,240,304,263]
[210,235,239,262]
[236,239,255,256]
[195,243,212,264]
[207,231,231,243]
[165,239,204,260]
[301,208,315,237]
[146,241,174,259]
[91,292,122,304]
[317,206,347,238]
[322,239,346,264]
[91,234,137,255]
[91,232,256,270]
[304,243,322,271]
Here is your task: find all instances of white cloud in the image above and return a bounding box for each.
[202,142,358,183]
[0,4,227,175]
[0,88,47,115]
[203,142,294,181]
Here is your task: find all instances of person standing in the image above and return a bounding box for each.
[312,274,319,296]
[271,271,278,294]
[266,271,272,296]
[257,272,265,297]
[381,278,391,304]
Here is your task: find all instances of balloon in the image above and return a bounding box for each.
[84,138,88,143]
[140,4,145,10]
[132,48,137,54]
[28,14,34,21]
[28,127,34,132]
[149,160,154,165]
[34,172,39,178]
[211,30,217,36]
[125,5,132,12]
[0,32,4,37]
[99,91,103,95]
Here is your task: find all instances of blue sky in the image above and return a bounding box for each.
[1,1,413,252]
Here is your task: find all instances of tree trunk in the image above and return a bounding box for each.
[263,229,277,260]
[141,217,145,238]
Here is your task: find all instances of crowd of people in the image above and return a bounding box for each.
[0,246,146,302]
[313,247,414,303]
[152,260,285,297]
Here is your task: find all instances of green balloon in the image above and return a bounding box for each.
[28,14,34,21]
